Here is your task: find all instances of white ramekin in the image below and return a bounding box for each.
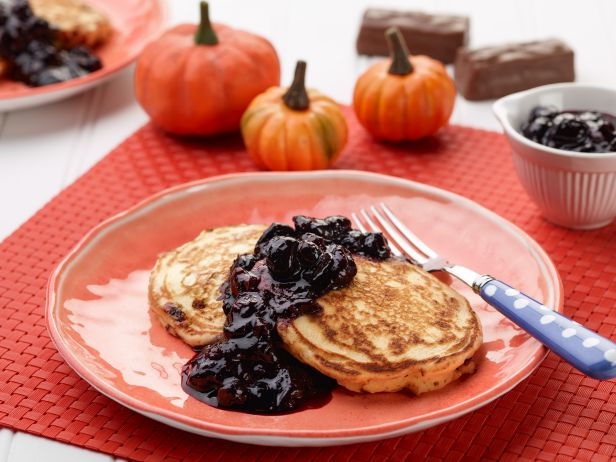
[493,83,616,230]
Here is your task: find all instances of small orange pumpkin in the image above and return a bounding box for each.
[134,2,280,136]
[241,60,348,171]
[353,28,456,141]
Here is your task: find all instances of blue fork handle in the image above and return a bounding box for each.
[480,279,616,379]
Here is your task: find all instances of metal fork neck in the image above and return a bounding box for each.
[443,265,492,293]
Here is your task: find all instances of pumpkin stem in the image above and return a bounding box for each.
[194,1,218,46]
[283,60,310,111]
[386,27,413,75]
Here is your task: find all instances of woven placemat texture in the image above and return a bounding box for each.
[0,108,615,461]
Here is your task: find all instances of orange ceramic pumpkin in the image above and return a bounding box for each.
[353,28,456,141]
[134,2,280,136]
[241,61,348,171]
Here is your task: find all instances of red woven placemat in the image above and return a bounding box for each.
[1,108,615,461]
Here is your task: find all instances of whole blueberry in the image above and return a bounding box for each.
[530,105,558,120]
[543,116,589,150]
[522,116,552,142]
[229,267,260,296]
[254,223,296,257]
[597,120,616,142]
[293,215,331,238]
[339,230,363,253]
[303,252,334,292]
[360,232,392,260]
[327,245,357,289]
[233,254,257,271]
[324,215,352,240]
[293,215,351,240]
[297,240,322,267]
[300,232,327,249]
[265,236,300,281]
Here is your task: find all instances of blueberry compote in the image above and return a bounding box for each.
[182,215,391,413]
[0,0,101,87]
[521,105,616,153]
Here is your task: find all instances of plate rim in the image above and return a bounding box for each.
[45,170,564,445]
[0,0,169,104]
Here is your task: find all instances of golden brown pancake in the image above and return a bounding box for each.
[148,224,267,347]
[278,256,482,394]
[31,0,113,49]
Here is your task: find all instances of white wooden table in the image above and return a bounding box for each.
[1,0,615,459]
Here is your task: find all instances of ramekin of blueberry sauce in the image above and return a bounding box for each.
[493,83,616,229]
[182,215,392,414]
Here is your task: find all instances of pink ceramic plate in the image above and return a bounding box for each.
[46,171,563,446]
[0,0,168,112]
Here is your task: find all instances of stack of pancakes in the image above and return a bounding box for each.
[149,224,482,395]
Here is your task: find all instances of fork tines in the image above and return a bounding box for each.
[352,203,437,265]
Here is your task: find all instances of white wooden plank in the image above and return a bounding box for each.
[0,429,14,462]
[7,433,112,462]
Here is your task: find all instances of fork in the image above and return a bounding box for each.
[353,203,616,380]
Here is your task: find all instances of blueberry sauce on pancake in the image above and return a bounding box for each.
[182,215,391,413]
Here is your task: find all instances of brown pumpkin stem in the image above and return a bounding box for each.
[283,60,309,110]
[386,27,413,75]
[194,1,218,45]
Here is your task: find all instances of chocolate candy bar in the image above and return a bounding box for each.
[454,39,575,101]
[356,9,469,64]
